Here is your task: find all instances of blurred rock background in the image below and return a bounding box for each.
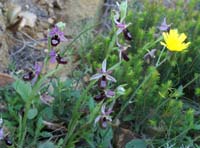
[0,0,110,72]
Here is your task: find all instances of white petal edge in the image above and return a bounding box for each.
[106,74,117,82]
[90,73,103,81]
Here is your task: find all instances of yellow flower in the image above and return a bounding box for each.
[160,29,191,52]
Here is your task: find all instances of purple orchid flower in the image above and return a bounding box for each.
[90,59,116,89]
[158,17,171,32]
[90,59,116,82]
[95,104,113,129]
[49,49,57,63]
[114,10,132,37]
[104,90,115,98]
[49,26,67,46]
[49,26,67,41]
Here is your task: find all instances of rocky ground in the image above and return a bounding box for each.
[0,0,116,73]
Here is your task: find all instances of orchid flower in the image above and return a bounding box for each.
[114,10,132,36]
[104,90,115,98]
[158,17,171,32]
[95,104,113,129]
[117,41,130,61]
[49,26,67,42]
[49,25,67,46]
[90,59,116,83]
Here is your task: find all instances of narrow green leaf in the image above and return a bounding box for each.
[119,0,128,22]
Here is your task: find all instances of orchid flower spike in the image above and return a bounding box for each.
[94,104,113,129]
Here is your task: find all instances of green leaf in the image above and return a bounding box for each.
[88,96,95,112]
[40,132,53,138]
[38,141,55,148]
[125,139,147,148]
[27,108,38,120]
[100,128,113,148]
[57,138,64,147]
[13,79,32,102]
[119,0,128,22]
[193,124,200,130]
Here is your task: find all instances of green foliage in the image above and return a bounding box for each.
[83,0,200,147]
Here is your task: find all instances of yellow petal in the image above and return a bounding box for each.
[179,33,187,42]
[160,41,166,47]
[170,29,179,40]
[162,32,168,42]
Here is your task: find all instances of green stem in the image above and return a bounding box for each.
[183,73,200,89]
[156,46,165,67]
[106,32,117,59]
[19,98,32,148]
